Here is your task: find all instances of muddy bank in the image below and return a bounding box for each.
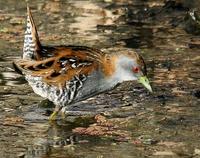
[0,0,200,157]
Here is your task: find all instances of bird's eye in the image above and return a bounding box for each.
[132,67,139,73]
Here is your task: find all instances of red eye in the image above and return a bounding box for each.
[133,67,139,73]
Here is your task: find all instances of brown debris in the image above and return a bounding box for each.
[0,117,25,128]
[3,116,24,125]
[73,114,131,141]
[94,114,116,127]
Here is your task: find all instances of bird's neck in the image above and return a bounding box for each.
[101,53,138,83]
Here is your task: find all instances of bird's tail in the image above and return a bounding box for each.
[23,5,42,60]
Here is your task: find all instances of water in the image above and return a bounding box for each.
[0,0,200,157]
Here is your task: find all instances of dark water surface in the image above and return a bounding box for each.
[0,0,200,158]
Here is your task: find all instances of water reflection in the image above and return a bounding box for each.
[25,122,77,158]
[0,0,200,158]
[0,56,26,86]
[24,118,104,158]
[0,71,26,86]
[69,1,119,39]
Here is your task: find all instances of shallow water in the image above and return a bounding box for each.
[0,0,200,158]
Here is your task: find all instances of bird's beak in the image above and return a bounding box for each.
[138,76,153,93]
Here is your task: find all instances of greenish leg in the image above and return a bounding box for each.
[49,110,59,121]
[49,106,61,121]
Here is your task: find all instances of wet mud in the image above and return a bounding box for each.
[0,0,200,158]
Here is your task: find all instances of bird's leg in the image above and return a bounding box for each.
[49,111,58,121]
[61,110,66,120]
[60,107,68,120]
[49,106,61,121]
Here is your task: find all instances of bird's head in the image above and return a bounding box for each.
[105,49,152,92]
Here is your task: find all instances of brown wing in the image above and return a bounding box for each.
[14,46,104,87]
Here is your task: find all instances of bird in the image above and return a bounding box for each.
[13,6,152,120]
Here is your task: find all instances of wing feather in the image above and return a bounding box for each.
[14,46,103,87]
